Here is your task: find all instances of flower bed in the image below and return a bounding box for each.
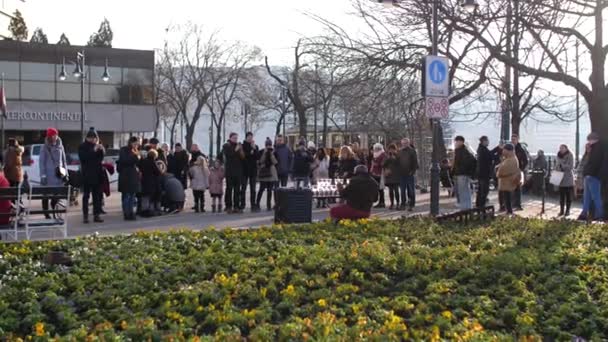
[1,218,608,340]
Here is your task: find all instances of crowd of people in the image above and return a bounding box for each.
[0,126,605,224]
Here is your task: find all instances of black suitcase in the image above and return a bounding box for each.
[274,187,313,224]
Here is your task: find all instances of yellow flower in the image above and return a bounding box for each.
[329,272,339,280]
[317,299,327,307]
[281,284,296,297]
[472,321,484,332]
[243,309,257,319]
[260,287,268,298]
[196,306,204,312]
[441,310,453,320]
[34,322,45,337]
[384,311,407,332]
[431,325,441,342]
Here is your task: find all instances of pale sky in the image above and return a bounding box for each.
[20,0,357,65]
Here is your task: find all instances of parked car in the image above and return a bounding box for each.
[22,144,117,185]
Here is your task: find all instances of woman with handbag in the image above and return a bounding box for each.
[496,144,521,216]
[39,127,68,219]
[256,138,278,211]
[555,144,575,217]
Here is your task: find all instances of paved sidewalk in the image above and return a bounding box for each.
[22,188,576,240]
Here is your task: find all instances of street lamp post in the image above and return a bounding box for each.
[376,0,476,216]
[59,50,110,141]
[313,64,318,146]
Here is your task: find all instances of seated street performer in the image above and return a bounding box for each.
[330,165,379,221]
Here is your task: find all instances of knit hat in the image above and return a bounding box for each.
[149,137,160,145]
[298,138,306,147]
[307,141,316,149]
[265,137,272,147]
[86,127,98,139]
[504,143,515,151]
[46,127,58,137]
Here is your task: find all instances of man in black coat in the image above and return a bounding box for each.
[172,143,190,189]
[452,136,477,210]
[189,144,207,166]
[220,133,245,213]
[475,136,500,208]
[240,132,260,211]
[78,127,105,223]
[511,134,528,210]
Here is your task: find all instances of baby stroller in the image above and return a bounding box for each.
[67,169,81,206]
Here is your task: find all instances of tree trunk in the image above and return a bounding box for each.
[297,107,308,139]
[170,114,179,148]
[276,113,284,137]
[185,124,195,151]
[511,113,521,137]
[216,116,223,158]
[322,107,329,148]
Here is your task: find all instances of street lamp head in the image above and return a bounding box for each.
[58,57,67,81]
[461,0,479,13]
[73,63,83,79]
[101,58,110,82]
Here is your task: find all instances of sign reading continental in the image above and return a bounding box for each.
[5,111,83,121]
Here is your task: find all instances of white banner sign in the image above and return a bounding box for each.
[425,96,449,119]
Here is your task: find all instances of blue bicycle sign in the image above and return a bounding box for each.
[429,60,446,84]
[424,56,449,97]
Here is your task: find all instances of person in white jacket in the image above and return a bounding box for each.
[312,148,330,208]
[312,148,330,184]
[189,156,210,213]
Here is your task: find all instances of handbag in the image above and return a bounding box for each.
[550,171,564,187]
[47,145,68,182]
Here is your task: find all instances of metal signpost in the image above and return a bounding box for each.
[424,55,450,216]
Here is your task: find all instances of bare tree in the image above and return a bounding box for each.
[160,24,260,150]
[265,39,321,139]
[444,0,607,136]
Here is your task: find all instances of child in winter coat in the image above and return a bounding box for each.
[189,156,210,212]
[208,159,225,213]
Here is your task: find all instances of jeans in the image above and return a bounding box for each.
[330,204,371,220]
[256,181,275,209]
[582,176,604,220]
[500,191,513,214]
[241,175,257,208]
[476,178,490,208]
[455,176,472,210]
[225,176,242,210]
[399,175,416,208]
[121,193,136,217]
[192,190,205,211]
[388,184,400,207]
[41,198,59,219]
[559,187,572,214]
[372,176,385,205]
[82,183,102,218]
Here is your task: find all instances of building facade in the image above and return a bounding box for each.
[0,40,156,151]
[0,0,24,39]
